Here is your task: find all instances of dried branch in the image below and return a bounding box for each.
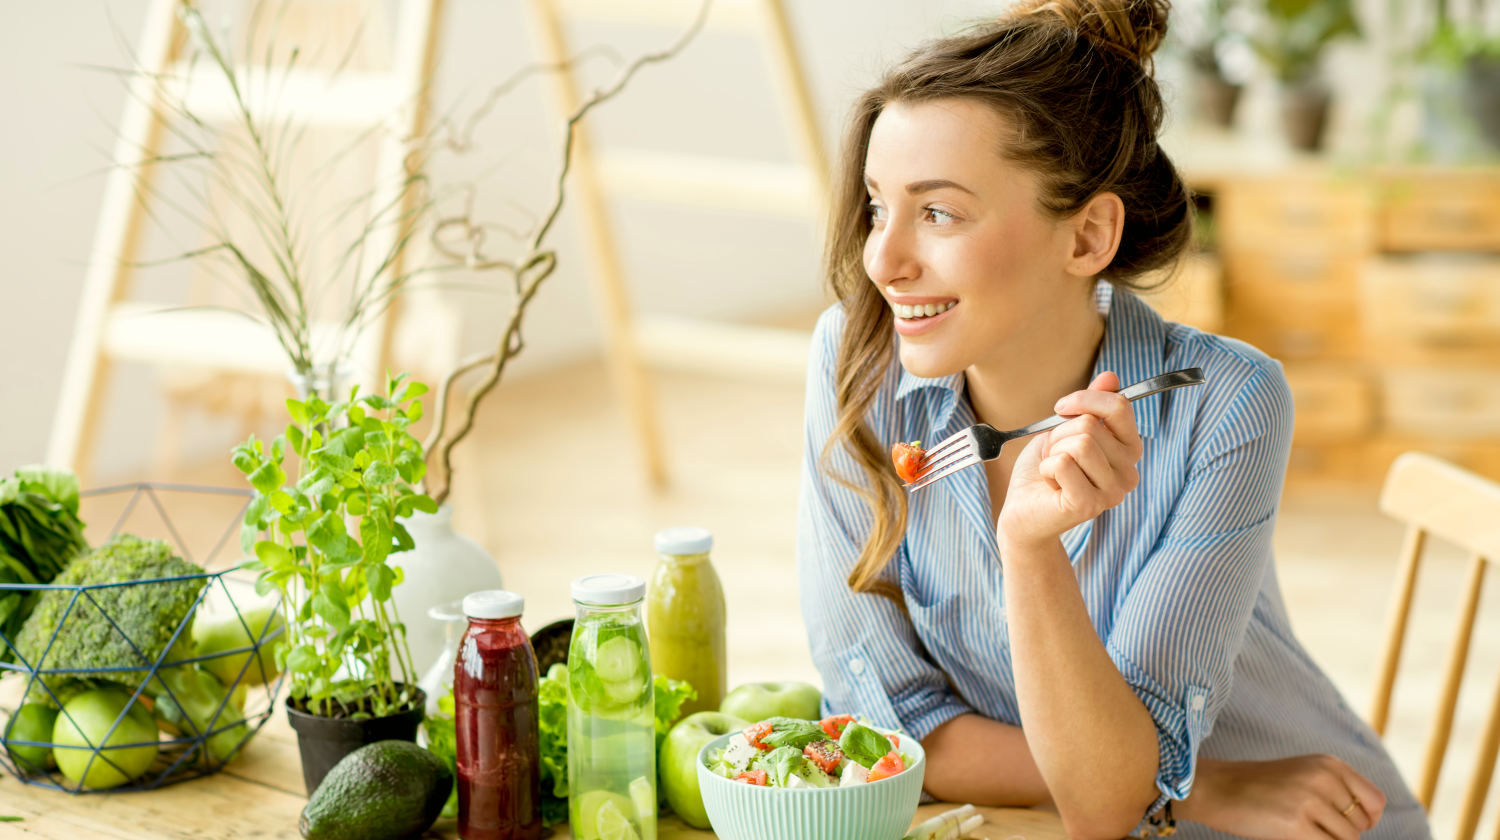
[421,0,712,504]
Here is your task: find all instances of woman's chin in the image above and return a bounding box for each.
[896,343,963,380]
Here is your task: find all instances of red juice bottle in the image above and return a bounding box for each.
[455,590,542,840]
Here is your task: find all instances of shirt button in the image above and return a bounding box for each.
[1190,695,1206,711]
[849,658,867,676]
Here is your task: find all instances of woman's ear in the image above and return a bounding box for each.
[1065,191,1124,278]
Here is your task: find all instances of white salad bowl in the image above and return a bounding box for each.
[695,730,926,840]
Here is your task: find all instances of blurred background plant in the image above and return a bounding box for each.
[1247,0,1362,150]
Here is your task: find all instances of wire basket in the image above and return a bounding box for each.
[0,483,287,793]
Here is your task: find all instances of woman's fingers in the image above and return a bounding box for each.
[1044,451,1095,508]
[1046,419,1139,498]
[1053,370,1144,457]
[1338,762,1387,829]
[1308,797,1360,840]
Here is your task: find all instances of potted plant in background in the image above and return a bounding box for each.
[232,373,436,794]
[1421,9,1500,155]
[1248,0,1361,151]
[1183,0,1246,128]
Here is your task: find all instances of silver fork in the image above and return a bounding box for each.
[907,367,1206,491]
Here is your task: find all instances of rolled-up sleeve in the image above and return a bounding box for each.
[796,307,972,741]
[1105,360,1295,819]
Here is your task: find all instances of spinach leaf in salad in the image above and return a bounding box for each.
[838,721,894,769]
[757,717,824,751]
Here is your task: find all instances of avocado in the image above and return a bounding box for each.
[299,740,453,840]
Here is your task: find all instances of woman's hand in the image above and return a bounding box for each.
[1180,755,1387,839]
[997,371,1143,549]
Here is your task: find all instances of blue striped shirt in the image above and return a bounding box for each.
[796,281,1429,838]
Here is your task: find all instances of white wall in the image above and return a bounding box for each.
[0,0,1406,479]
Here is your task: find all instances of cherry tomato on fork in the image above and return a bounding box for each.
[891,441,926,484]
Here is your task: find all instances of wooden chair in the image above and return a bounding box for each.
[1370,452,1500,839]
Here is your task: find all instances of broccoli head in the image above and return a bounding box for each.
[14,534,206,706]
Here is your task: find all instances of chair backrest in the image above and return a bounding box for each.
[1371,452,1500,840]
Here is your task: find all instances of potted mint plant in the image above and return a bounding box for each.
[232,373,436,794]
[1249,0,1361,151]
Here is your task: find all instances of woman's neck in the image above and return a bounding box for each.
[963,286,1106,433]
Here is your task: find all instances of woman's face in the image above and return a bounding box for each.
[862,98,1080,379]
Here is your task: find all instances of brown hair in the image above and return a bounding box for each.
[820,0,1192,604]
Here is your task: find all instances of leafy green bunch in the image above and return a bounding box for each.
[0,467,89,663]
[233,373,436,719]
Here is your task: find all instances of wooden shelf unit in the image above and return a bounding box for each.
[1195,167,1500,486]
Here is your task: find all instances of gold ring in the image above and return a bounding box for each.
[1340,797,1361,818]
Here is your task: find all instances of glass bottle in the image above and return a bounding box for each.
[646,527,726,716]
[454,590,542,840]
[567,574,656,840]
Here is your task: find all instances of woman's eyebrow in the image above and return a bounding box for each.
[863,175,975,196]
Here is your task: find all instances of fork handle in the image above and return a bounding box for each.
[1012,367,1206,439]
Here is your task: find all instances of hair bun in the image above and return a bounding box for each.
[1007,0,1171,70]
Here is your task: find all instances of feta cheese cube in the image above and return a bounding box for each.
[722,734,757,772]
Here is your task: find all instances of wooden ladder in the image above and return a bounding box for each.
[47,0,446,480]
[523,0,830,488]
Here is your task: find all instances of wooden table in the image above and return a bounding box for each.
[0,710,1066,839]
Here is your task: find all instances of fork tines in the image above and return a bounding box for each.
[907,428,980,491]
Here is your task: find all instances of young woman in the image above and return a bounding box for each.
[795,2,1429,838]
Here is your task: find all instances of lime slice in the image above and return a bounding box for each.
[576,790,636,840]
[593,636,642,683]
[629,775,658,840]
[596,799,641,840]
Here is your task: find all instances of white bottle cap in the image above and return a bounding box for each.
[463,590,524,620]
[654,527,713,556]
[571,574,646,606]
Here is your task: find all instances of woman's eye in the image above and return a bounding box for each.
[866,202,887,223]
[924,207,956,224]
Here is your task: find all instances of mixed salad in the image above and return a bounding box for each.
[706,714,913,788]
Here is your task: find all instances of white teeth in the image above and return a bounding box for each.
[894,301,956,320]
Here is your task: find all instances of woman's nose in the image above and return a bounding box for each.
[865,222,920,285]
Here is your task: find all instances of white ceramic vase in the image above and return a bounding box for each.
[392,504,503,685]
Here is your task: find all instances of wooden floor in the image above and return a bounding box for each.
[6,358,1499,838]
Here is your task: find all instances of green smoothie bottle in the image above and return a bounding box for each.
[646,527,726,716]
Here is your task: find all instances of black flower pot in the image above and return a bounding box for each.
[286,686,426,795]
[1194,71,1242,129]
[1461,55,1500,152]
[1279,83,1332,153]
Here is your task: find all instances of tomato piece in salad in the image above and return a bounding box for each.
[819,714,855,740]
[733,769,769,786]
[891,441,926,484]
[744,721,775,752]
[867,750,906,782]
[803,740,844,775]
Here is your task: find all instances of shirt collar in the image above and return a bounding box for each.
[892,279,1169,438]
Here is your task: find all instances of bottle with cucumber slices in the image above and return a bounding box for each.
[567,574,657,840]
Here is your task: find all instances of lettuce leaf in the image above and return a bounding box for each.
[420,689,458,819]
[538,663,570,826]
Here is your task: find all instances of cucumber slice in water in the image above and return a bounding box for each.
[629,776,657,840]
[593,636,641,683]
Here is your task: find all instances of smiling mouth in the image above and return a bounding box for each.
[891,300,957,320]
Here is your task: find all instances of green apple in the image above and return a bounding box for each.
[719,681,822,724]
[192,603,284,687]
[53,687,158,789]
[660,711,748,829]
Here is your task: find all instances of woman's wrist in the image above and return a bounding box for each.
[996,519,1061,558]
